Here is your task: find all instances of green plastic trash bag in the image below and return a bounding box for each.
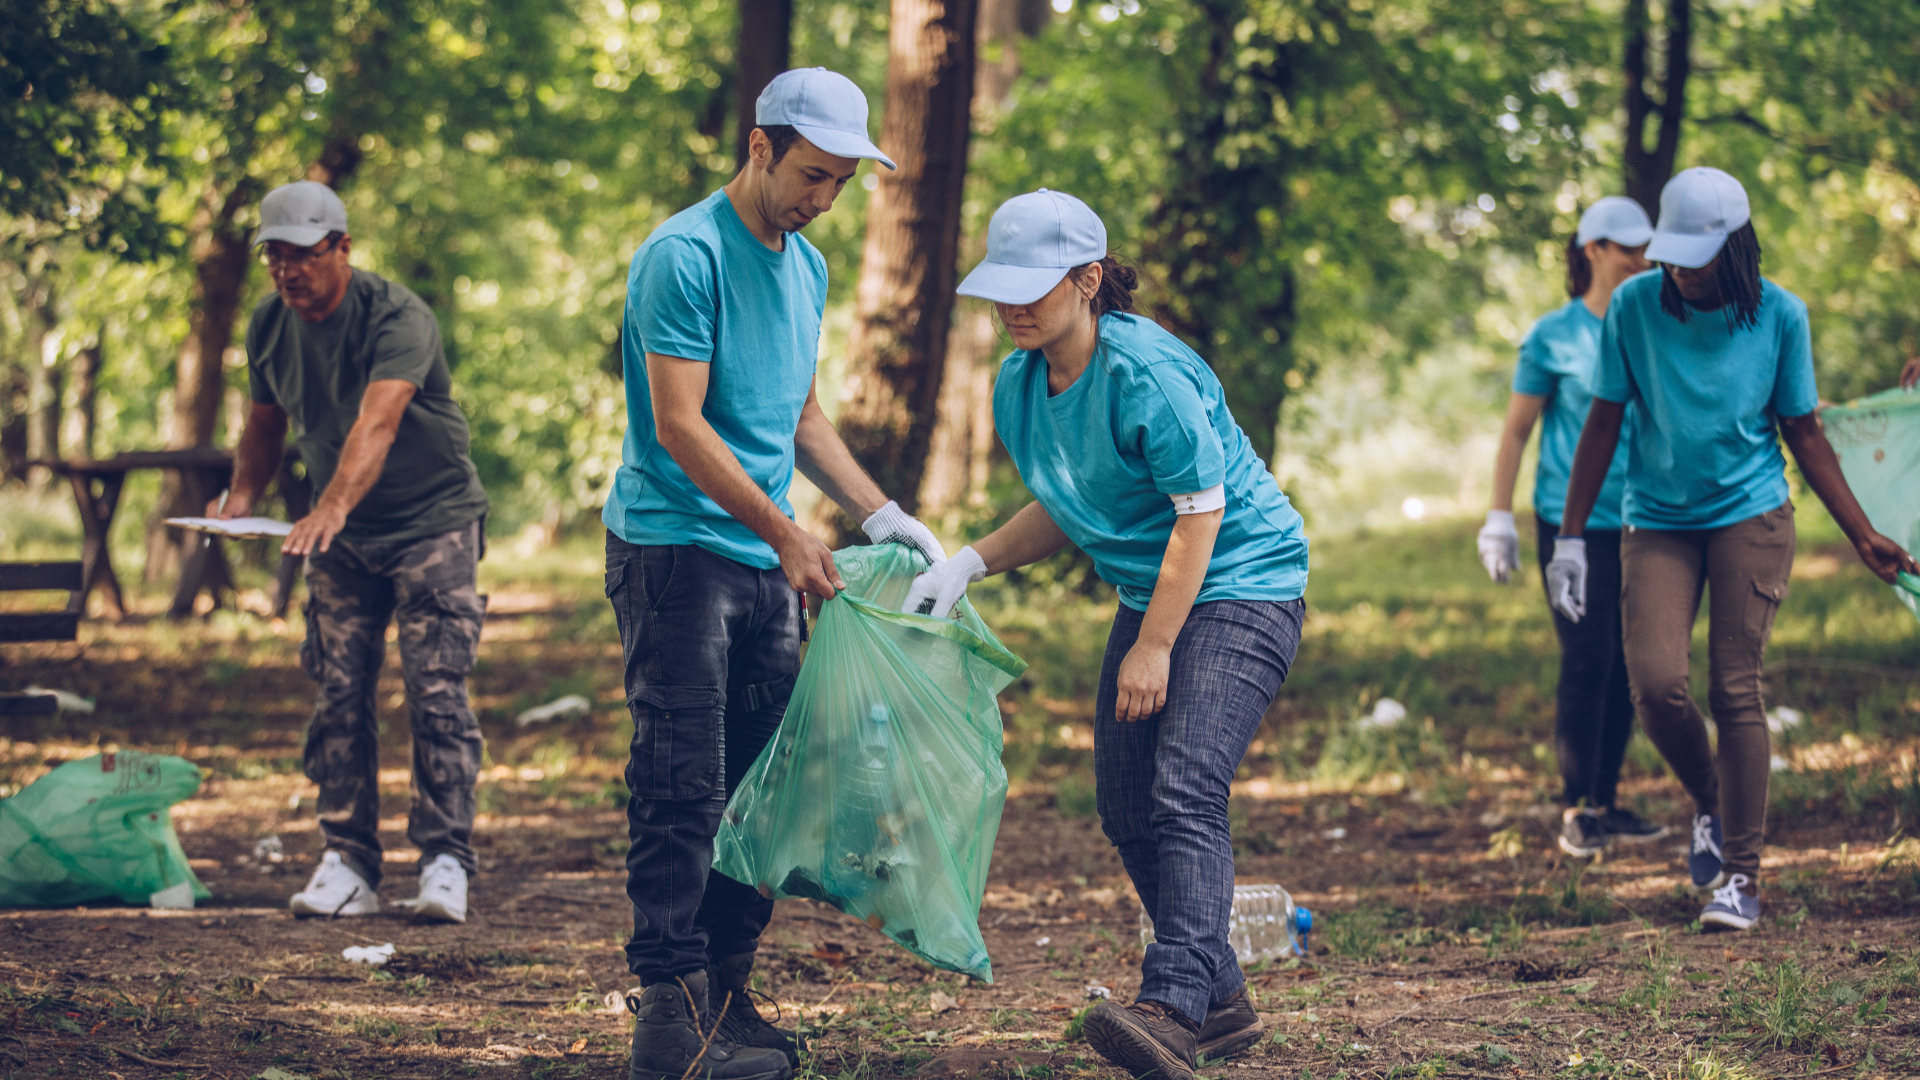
[1821,388,1920,619]
[0,750,210,908]
[713,543,1026,982]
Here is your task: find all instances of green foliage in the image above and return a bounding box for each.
[1720,958,1841,1052]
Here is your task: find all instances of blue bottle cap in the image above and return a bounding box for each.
[1296,907,1313,933]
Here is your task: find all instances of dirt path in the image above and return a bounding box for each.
[4,781,1916,1080]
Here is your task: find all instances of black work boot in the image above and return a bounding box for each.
[1082,999,1198,1080]
[710,952,803,1066]
[627,970,792,1080]
[1195,988,1263,1061]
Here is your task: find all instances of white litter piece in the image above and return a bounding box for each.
[253,835,286,863]
[1322,827,1348,840]
[1084,984,1112,1000]
[1035,936,1051,947]
[1357,698,1407,731]
[1765,706,1805,734]
[515,694,593,728]
[149,882,195,910]
[1770,754,1792,773]
[602,989,639,1014]
[342,943,396,966]
[23,687,95,714]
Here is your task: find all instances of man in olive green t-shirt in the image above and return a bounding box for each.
[216,181,489,924]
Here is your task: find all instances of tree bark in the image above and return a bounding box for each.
[823,0,978,540]
[1623,0,1691,217]
[734,0,793,167]
[23,268,61,479]
[72,337,101,460]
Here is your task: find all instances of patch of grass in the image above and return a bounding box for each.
[1677,1050,1760,1080]
[1322,904,1389,961]
[1616,937,1677,1016]
[1053,773,1097,819]
[1721,958,1838,1051]
[1062,1004,1095,1041]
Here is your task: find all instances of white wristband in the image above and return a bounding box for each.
[1170,485,1226,515]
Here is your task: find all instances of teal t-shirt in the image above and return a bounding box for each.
[992,313,1310,612]
[1511,299,1629,530]
[603,190,827,568]
[1591,272,1820,530]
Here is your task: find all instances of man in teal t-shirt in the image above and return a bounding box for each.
[606,68,948,1080]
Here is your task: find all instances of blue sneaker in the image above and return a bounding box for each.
[1700,873,1760,931]
[1688,813,1725,889]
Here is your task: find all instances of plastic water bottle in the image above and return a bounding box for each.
[1138,884,1313,963]
[826,704,905,900]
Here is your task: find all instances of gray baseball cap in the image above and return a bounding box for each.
[253,181,349,248]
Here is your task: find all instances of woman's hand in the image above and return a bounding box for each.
[1114,642,1171,722]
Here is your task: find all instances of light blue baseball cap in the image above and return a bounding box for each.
[956,189,1108,305]
[1575,196,1653,248]
[755,68,895,170]
[1646,167,1751,269]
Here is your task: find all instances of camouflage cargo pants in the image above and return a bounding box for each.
[300,519,486,887]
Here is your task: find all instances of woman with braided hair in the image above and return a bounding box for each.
[1550,167,1917,930]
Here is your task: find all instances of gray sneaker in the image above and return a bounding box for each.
[1597,807,1670,844]
[1699,874,1760,931]
[1557,809,1608,858]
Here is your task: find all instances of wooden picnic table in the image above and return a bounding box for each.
[0,560,83,715]
[33,447,311,620]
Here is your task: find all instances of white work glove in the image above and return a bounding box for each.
[1545,536,1588,623]
[1477,510,1521,583]
[862,500,949,568]
[902,545,987,618]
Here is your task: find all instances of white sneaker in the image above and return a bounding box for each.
[289,851,380,917]
[393,854,468,923]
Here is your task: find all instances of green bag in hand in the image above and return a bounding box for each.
[0,751,210,908]
[1821,388,1920,620]
[713,543,1026,982]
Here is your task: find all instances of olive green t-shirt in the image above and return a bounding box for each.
[246,269,488,543]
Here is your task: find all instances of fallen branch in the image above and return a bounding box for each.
[112,1046,202,1070]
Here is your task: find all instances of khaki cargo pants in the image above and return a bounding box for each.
[1620,501,1794,882]
[300,520,486,886]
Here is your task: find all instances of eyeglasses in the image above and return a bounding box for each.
[263,236,341,269]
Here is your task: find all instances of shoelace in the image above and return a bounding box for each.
[1709,873,1751,909]
[1691,815,1721,859]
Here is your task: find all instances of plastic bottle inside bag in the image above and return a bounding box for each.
[826,704,910,902]
[1138,883,1313,963]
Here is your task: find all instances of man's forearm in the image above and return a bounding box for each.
[663,418,805,547]
[1136,510,1222,650]
[232,416,288,507]
[793,401,887,522]
[316,420,399,515]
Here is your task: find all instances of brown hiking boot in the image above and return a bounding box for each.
[1082,999,1198,1080]
[1196,988,1263,1061]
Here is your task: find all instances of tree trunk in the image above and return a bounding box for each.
[916,0,1047,517]
[146,183,255,592]
[822,0,979,541]
[22,269,61,481]
[734,0,794,167]
[1623,0,1690,217]
[72,337,101,460]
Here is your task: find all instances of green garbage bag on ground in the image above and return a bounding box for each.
[1821,388,1920,620]
[713,544,1026,981]
[0,751,210,907]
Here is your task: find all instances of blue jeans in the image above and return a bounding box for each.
[1094,597,1305,1024]
[606,534,803,983]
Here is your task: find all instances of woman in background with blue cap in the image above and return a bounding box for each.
[1477,197,1668,860]
[1552,167,1916,931]
[905,189,1309,1080]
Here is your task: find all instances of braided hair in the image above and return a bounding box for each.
[1659,222,1764,332]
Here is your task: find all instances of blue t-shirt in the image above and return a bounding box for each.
[603,190,828,568]
[1511,299,1629,530]
[1591,272,1820,530]
[993,313,1309,611]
